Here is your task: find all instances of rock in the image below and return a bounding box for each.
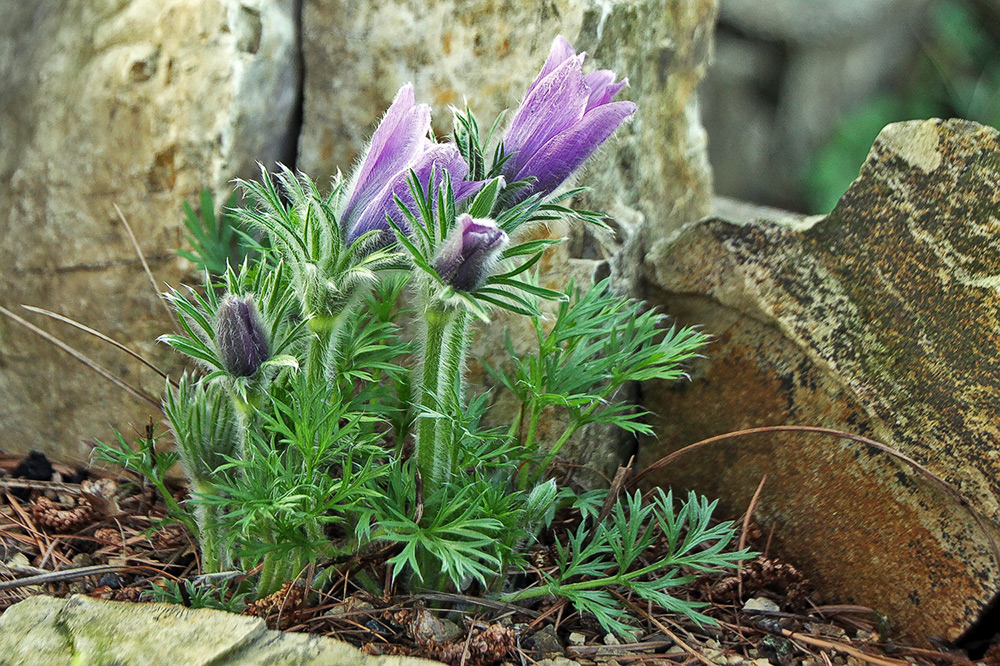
[300,0,714,249]
[408,606,462,645]
[528,624,564,655]
[721,0,922,43]
[743,597,780,614]
[640,119,1000,643]
[0,595,439,666]
[0,0,299,466]
[299,0,717,481]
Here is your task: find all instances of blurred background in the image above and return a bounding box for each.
[704,0,1000,214]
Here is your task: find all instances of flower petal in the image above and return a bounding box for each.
[341,84,432,231]
[346,143,481,245]
[511,100,636,194]
[584,70,628,110]
[524,35,578,99]
[434,214,507,291]
[503,54,589,176]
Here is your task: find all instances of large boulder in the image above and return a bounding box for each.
[640,118,1000,643]
[0,595,438,665]
[0,1,299,465]
[299,0,718,480]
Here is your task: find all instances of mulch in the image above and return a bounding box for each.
[0,450,993,666]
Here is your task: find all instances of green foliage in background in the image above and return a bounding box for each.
[179,190,264,274]
[808,0,1000,213]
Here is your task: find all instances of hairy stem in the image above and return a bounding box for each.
[191,481,227,574]
[414,295,470,498]
[518,402,544,490]
[305,288,366,384]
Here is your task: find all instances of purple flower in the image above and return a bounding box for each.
[501,36,636,200]
[215,295,270,378]
[433,214,508,292]
[342,84,482,246]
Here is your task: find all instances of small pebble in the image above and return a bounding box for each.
[5,553,31,569]
[97,573,123,590]
[743,597,781,613]
[528,625,563,655]
[567,632,586,646]
[534,659,580,666]
[72,553,94,567]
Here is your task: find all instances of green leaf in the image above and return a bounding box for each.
[467,177,503,218]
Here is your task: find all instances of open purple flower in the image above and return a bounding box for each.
[342,84,483,247]
[215,295,270,378]
[501,36,636,201]
[433,214,508,292]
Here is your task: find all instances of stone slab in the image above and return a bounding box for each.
[0,595,440,666]
[641,119,1000,644]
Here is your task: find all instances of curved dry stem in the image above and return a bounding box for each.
[22,305,176,387]
[631,424,1000,568]
[0,304,161,410]
[113,203,176,324]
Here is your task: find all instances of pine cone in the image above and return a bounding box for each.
[708,556,807,605]
[30,495,93,532]
[243,581,307,629]
[110,586,146,603]
[429,623,515,666]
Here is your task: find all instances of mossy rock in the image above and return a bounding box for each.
[0,595,439,666]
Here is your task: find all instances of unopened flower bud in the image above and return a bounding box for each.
[433,214,507,292]
[215,295,270,378]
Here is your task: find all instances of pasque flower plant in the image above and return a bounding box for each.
[501,36,636,201]
[99,35,746,636]
[341,84,483,247]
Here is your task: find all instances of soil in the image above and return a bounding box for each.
[0,450,994,666]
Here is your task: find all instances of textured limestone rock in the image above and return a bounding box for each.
[300,0,716,254]
[0,1,298,464]
[0,595,439,666]
[300,0,717,480]
[641,119,1000,643]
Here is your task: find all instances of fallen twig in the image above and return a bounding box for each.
[780,627,910,666]
[416,592,541,619]
[0,305,160,410]
[0,564,137,591]
[632,425,1000,568]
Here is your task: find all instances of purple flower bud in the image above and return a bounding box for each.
[501,36,636,201]
[215,295,270,378]
[433,214,508,292]
[342,85,484,247]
